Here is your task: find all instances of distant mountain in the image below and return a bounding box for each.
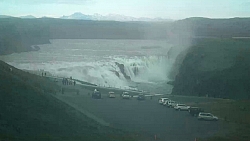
[61,12,92,20]
[20,15,36,19]
[60,12,173,22]
[40,16,55,19]
[0,15,12,18]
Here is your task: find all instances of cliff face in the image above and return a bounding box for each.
[172,39,250,99]
[0,18,50,55]
[115,62,131,80]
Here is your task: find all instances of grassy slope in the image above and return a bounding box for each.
[197,100,250,141]
[0,61,138,141]
[167,95,250,141]
[171,38,250,140]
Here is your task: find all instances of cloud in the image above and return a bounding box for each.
[0,0,92,5]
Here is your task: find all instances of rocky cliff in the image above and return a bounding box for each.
[0,18,50,55]
[171,39,250,99]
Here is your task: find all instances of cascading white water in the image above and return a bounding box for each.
[1,39,175,92]
[8,55,173,89]
[115,55,173,83]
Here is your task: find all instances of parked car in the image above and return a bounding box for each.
[198,113,218,121]
[174,104,190,111]
[108,91,116,98]
[122,92,131,99]
[92,89,101,99]
[137,94,145,100]
[158,98,169,105]
[188,107,204,116]
[163,99,170,106]
[167,101,176,108]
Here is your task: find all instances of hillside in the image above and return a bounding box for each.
[0,18,50,55]
[0,18,169,55]
[171,17,250,38]
[1,17,250,55]
[171,38,250,99]
[0,60,136,141]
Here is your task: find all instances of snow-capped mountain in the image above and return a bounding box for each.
[61,12,92,20]
[60,12,172,22]
[20,15,36,19]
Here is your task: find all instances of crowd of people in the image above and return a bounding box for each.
[42,72,46,77]
[39,71,76,86]
[62,78,76,86]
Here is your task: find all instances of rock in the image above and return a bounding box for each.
[132,67,139,76]
[167,81,175,85]
[31,45,40,51]
[115,62,131,80]
[111,70,120,77]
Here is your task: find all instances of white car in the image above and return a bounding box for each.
[158,98,169,104]
[174,104,190,111]
[122,92,131,99]
[198,113,218,121]
[108,92,116,98]
[163,99,170,106]
[167,101,176,108]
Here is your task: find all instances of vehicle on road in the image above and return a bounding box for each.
[137,94,145,100]
[108,91,116,98]
[174,104,190,111]
[188,107,204,116]
[163,99,170,106]
[167,101,176,108]
[92,89,101,99]
[122,92,131,99]
[198,113,218,121]
[158,98,169,105]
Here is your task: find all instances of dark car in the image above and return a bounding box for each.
[137,94,145,100]
[92,91,102,99]
[188,107,204,116]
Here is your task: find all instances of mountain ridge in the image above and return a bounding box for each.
[60,12,173,21]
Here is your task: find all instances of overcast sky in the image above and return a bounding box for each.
[1,0,250,19]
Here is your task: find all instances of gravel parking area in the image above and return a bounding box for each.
[54,86,223,141]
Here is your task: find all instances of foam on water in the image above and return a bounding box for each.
[1,39,175,92]
[8,55,174,89]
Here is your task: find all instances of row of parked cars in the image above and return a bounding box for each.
[158,98,218,121]
[118,92,146,100]
[92,90,146,100]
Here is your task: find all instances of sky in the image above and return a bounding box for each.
[1,0,250,19]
